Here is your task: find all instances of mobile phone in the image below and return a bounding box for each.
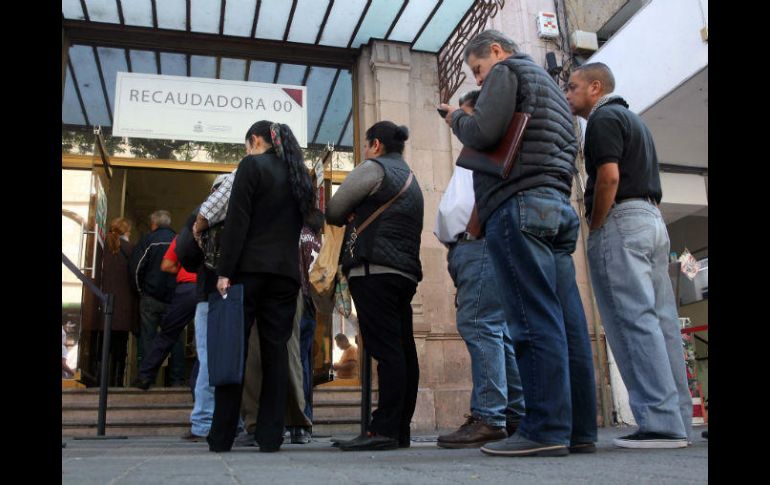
[437,108,448,118]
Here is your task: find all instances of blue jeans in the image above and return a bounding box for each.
[485,187,598,446]
[299,302,316,422]
[447,239,525,427]
[191,302,215,437]
[587,200,692,440]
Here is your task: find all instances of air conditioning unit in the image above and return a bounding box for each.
[537,12,560,39]
[570,30,599,53]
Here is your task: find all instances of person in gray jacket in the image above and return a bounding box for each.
[439,29,597,457]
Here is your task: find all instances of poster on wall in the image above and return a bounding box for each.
[113,72,308,146]
[93,175,107,249]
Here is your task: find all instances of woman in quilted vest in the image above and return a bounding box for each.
[326,121,424,451]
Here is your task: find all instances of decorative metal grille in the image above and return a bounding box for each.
[438,0,505,103]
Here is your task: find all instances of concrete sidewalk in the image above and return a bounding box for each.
[62,426,708,484]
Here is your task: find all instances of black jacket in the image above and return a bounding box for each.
[451,53,578,226]
[129,226,177,303]
[216,151,303,283]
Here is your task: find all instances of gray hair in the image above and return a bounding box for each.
[150,210,171,227]
[459,89,481,107]
[574,62,616,93]
[464,29,518,62]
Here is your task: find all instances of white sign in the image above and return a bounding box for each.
[113,72,308,146]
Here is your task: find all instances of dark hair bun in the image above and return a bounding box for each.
[394,125,409,141]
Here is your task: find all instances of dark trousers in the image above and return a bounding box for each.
[89,330,129,387]
[138,294,186,384]
[299,300,317,421]
[348,273,418,441]
[138,283,197,382]
[110,331,129,386]
[208,273,299,451]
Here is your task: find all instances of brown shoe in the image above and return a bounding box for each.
[437,415,507,449]
[181,431,207,442]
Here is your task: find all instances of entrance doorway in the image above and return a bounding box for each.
[64,162,343,390]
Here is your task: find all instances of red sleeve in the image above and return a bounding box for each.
[163,238,179,263]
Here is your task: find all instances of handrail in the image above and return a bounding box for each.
[62,252,122,439]
[62,252,105,302]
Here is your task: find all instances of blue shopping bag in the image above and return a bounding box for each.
[207,284,245,386]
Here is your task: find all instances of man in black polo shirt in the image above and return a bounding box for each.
[566,62,692,449]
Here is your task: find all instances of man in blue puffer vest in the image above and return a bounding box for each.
[440,29,597,457]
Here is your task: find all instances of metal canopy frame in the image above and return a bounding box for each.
[438,0,504,103]
[64,20,358,69]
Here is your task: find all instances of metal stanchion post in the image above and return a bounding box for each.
[63,253,127,441]
[97,294,114,436]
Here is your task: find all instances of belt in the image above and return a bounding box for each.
[615,195,657,206]
[459,231,478,242]
[447,232,480,249]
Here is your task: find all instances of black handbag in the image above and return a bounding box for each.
[200,222,225,271]
[207,284,245,386]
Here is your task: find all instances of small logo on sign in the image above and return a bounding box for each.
[193,121,203,133]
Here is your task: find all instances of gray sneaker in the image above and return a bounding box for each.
[233,432,257,447]
[481,433,569,457]
[613,432,687,449]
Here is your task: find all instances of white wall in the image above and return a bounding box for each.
[586,0,708,114]
[660,172,708,206]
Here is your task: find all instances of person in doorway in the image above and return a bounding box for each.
[62,326,75,378]
[326,121,423,452]
[131,230,198,390]
[129,210,185,386]
[332,334,359,380]
[565,62,692,448]
[434,90,526,449]
[99,217,139,386]
[209,120,316,453]
[439,29,598,457]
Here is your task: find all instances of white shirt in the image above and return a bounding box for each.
[433,166,476,245]
[199,170,236,225]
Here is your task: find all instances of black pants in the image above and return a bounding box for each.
[208,273,299,451]
[109,331,128,386]
[348,273,419,441]
[138,283,197,382]
[89,330,129,387]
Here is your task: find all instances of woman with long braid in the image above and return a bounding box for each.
[208,121,315,453]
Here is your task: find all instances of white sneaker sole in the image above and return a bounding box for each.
[481,444,569,457]
[613,438,687,449]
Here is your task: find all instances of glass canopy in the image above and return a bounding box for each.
[63,0,476,149]
[64,0,472,50]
